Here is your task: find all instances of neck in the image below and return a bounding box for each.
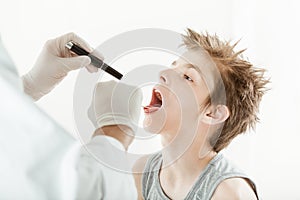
[93,125,134,150]
[160,125,217,177]
[162,144,216,175]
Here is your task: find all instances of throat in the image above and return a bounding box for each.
[161,149,217,178]
[159,166,199,200]
[159,151,217,200]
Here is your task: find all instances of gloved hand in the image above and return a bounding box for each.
[22,32,102,101]
[88,80,143,133]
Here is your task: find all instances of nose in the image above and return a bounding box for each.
[159,69,170,84]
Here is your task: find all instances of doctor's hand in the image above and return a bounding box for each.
[22,32,102,101]
[87,81,143,130]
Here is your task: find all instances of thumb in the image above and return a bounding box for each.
[59,55,91,71]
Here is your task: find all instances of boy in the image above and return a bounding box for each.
[134,29,268,200]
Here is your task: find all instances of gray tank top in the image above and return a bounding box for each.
[142,153,259,200]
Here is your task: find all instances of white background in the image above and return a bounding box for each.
[1,0,300,199]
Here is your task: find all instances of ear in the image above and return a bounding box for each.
[201,105,230,125]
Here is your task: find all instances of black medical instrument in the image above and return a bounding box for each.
[65,41,123,80]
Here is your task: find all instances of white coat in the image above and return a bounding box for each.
[0,37,137,200]
[75,136,137,200]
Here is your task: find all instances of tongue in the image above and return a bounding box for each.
[143,105,160,113]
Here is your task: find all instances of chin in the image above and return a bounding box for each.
[143,114,166,134]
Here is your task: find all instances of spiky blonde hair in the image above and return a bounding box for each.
[182,28,269,152]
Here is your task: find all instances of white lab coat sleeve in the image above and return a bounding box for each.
[75,147,104,200]
[0,36,77,200]
[74,135,137,200]
[0,36,22,89]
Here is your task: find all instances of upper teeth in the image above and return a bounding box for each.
[155,90,162,101]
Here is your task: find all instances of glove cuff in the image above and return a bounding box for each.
[22,73,45,101]
[96,113,138,133]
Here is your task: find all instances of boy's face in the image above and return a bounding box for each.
[143,48,218,139]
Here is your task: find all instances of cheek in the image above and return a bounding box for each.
[178,87,199,110]
[164,94,181,118]
[165,87,199,120]
[195,86,210,107]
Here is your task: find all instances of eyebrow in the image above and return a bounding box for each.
[184,64,203,75]
[171,60,202,75]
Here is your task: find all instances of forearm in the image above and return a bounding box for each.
[93,125,134,151]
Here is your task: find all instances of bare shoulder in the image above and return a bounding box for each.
[132,156,150,200]
[211,178,258,200]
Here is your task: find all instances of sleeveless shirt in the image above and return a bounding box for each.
[142,153,259,200]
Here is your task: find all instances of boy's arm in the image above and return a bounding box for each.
[211,178,258,200]
[132,156,149,200]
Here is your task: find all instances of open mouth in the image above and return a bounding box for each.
[143,88,163,114]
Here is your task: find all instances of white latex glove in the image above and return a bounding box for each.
[88,81,143,133]
[22,32,102,101]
